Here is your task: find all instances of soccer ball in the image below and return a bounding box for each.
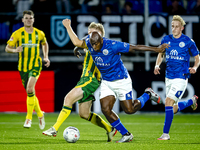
[63,126,80,143]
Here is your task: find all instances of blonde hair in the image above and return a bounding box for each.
[88,22,105,37]
[172,15,186,26]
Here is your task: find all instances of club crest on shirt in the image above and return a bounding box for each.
[179,42,185,48]
[103,49,108,55]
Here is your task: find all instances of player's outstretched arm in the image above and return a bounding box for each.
[62,18,87,49]
[129,43,169,53]
[5,45,23,53]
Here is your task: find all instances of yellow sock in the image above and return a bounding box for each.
[34,96,43,118]
[26,93,35,120]
[88,112,112,132]
[53,106,72,131]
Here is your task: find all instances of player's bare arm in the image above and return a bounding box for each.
[129,43,169,53]
[42,41,50,68]
[189,54,200,74]
[5,45,23,53]
[62,18,87,49]
[154,53,165,75]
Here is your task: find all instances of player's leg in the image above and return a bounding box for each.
[43,87,83,136]
[100,96,133,143]
[100,79,133,142]
[171,79,198,113]
[158,78,176,140]
[158,97,174,140]
[28,70,46,130]
[78,78,117,142]
[34,96,45,130]
[79,100,117,142]
[24,76,37,128]
[53,87,83,130]
[172,78,188,113]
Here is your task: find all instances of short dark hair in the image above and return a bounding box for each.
[23,10,34,17]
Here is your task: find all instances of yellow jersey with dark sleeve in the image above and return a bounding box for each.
[81,50,101,81]
[7,27,46,72]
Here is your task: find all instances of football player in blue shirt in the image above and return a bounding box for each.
[62,18,169,143]
[154,15,200,140]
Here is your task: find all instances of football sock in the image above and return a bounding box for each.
[87,112,112,132]
[34,96,43,118]
[53,106,72,131]
[136,93,150,108]
[111,118,128,135]
[26,92,35,120]
[177,99,193,112]
[163,106,174,134]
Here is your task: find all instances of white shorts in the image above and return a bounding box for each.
[165,78,188,105]
[99,75,133,101]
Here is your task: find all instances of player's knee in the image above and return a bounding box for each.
[26,87,34,93]
[64,96,72,106]
[101,106,111,115]
[79,111,89,120]
[124,108,134,114]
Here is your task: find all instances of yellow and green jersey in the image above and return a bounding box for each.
[7,27,46,72]
[81,50,101,81]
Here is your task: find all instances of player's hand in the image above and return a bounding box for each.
[62,19,71,28]
[189,67,197,74]
[16,46,23,52]
[74,47,82,58]
[157,43,170,53]
[154,66,160,75]
[44,58,50,68]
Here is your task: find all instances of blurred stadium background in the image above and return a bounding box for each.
[0,0,200,113]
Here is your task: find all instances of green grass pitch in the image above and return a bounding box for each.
[0,113,200,150]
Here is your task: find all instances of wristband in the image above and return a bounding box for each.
[155,65,159,68]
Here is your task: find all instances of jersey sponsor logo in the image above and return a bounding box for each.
[179,42,185,48]
[51,15,71,47]
[103,49,108,55]
[166,49,184,60]
[170,49,178,56]
[22,40,38,48]
[21,43,38,48]
[94,57,110,66]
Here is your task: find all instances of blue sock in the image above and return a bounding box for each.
[177,99,193,112]
[137,93,150,108]
[163,106,173,134]
[111,118,128,135]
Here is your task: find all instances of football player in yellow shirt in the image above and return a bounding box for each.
[5,10,50,130]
